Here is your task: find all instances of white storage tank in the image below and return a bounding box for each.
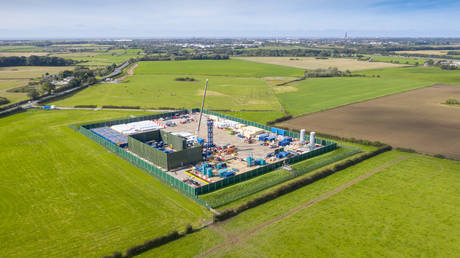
[300,129,306,145]
[309,131,316,150]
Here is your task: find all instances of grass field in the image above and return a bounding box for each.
[52,74,283,111]
[51,59,305,111]
[134,59,305,77]
[236,56,404,71]
[142,151,460,257]
[224,111,286,124]
[276,76,427,116]
[360,66,460,85]
[0,110,211,257]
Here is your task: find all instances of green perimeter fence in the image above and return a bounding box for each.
[72,109,338,208]
[201,145,361,208]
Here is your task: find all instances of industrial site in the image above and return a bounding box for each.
[89,110,332,189]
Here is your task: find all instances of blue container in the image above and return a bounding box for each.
[271,128,278,134]
[197,138,204,144]
[267,136,276,141]
[206,167,213,177]
[277,129,285,135]
[43,105,51,110]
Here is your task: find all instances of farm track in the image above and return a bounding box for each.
[197,155,409,257]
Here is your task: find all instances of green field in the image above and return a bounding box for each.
[51,59,305,111]
[276,76,427,116]
[0,110,210,257]
[225,111,286,124]
[52,74,283,111]
[142,151,460,257]
[134,59,305,77]
[276,66,460,116]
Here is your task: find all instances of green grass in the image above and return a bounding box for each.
[134,59,305,77]
[276,76,427,116]
[0,110,211,257]
[52,74,283,111]
[142,151,460,257]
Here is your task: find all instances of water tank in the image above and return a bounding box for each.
[300,129,306,145]
[309,131,316,150]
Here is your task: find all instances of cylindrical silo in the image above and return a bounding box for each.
[300,129,306,145]
[309,131,316,150]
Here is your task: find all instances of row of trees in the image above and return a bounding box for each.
[0,55,75,67]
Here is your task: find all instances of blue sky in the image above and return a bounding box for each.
[0,0,459,39]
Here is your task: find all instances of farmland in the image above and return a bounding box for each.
[51,59,305,111]
[0,110,210,257]
[279,84,460,160]
[0,66,73,107]
[61,49,144,66]
[236,56,404,71]
[363,55,428,65]
[142,151,460,257]
[275,76,427,116]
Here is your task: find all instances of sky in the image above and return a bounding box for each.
[0,0,459,39]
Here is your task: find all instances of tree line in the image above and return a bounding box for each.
[0,55,75,67]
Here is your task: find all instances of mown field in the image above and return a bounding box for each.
[0,110,211,257]
[142,151,460,257]
[51,59,304,111]
[237,56,404,71]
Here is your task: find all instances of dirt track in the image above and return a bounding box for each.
[279,84,460,160]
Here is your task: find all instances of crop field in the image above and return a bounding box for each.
[0,52,49,57]
[134,59,305,77]
[394,50,449,55]
[360,66,460,85]
[280,84,460,159]
[141,151,460,257]
[236,56,404,71]
[0,110,211,257]
[51,59,305,111]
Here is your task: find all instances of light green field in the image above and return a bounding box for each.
[52,74,283,111]
[0,110,210,257]
[276,76,427,116]
[142,151,460,257]
[135,59,305,77]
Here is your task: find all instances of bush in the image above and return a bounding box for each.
[266,115,293,126]
[175,77,196,81]
[74,105,97,108]
[124,231,181,257]
[185,224,193,234]
[445,98,459,105]
[0,97,10,105]
[396,147,416,153]
[102,105,140,109]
